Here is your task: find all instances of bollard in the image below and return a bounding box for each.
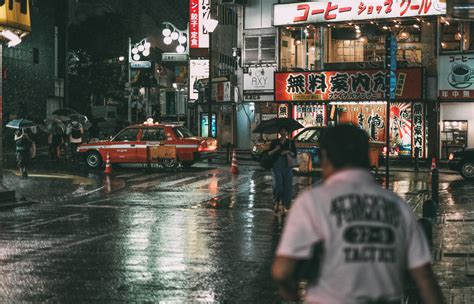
[414,147,419,172]
[417,218,433,248]
[431,168,439,204]
[422,199,437,219]
[226,143,232,164]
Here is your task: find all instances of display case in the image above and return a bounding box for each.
[441,120,468,159]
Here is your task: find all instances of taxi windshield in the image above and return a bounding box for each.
[173,126,194,138]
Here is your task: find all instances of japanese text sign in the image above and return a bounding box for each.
[439,55,474,100]
[412,102,424,158]
[189,0,210,49]
[274,68,422,102]
[189,59,209,101]
[273,0,446,26]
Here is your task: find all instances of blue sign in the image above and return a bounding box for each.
[389,33,397,100]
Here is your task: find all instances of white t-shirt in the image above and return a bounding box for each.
[277,169,431,304]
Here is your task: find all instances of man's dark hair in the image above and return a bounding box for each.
[279,126,289,133]
[319,124,370,169]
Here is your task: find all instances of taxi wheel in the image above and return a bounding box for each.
[461,162,474,180]
[162,158,178,169]
[86,151,103,169]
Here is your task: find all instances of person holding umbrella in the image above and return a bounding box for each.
[268,125,297,214]
[14,129,32,179]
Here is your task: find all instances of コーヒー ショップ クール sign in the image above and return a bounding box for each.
[274,69,423,102]
[0,0,31,33]
[273,0,446,26]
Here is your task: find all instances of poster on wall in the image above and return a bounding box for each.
[439,55,474,100]
[189,59,209,101]
[338,103,386,141]
[189,0,210,49]
[274,68,422,102]
[390,103,412,157]
[273,0,446,26]
[293,104,326,128]
[412,102,425,158]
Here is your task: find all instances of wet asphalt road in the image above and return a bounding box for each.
[0,163,471,303]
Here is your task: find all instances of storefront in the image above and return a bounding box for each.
[274,68,426,158]
[270,0,448,158]
[439,54,474,159]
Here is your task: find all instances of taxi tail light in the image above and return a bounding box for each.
[198,139,217,152]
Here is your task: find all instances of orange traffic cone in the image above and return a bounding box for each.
[230,150,239,174]
[104,152,112,174]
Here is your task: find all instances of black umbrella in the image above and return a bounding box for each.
[52,108,79,116]
[253,118,304,134]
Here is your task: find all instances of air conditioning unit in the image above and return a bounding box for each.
[219,0,246,6]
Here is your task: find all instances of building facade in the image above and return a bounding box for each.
[231,0,474,160]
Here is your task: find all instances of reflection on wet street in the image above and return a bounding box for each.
[0,165,472,302]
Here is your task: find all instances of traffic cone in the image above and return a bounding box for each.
[230,150,239,174]
[104,152,112,174]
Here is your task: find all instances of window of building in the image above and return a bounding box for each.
[280,27,321,71]
[33,48,39,64]
[244,35,276,64]
[440,20,474,52]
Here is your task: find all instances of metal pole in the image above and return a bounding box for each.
[207,31,213,138]
[385,33,392,189]
[0,44,3,180]
[127,37,132,123]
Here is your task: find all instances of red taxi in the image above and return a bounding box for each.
[78,122,218,169]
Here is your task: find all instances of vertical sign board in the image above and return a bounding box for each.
[412,102,424,158]
[189,0,210,49]
[189,59,209,101]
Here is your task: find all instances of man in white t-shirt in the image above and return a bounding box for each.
[272,125,444,304]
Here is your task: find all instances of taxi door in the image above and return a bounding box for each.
[107,128,140,163]
[136,127,167,163]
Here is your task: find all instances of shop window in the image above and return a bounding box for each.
[280,27,321,71]
[335,40,364,62]
[244,35,275,64]
[441,120,468,159]
[441,21,462,51]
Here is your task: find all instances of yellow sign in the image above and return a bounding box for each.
[0,0,31,33]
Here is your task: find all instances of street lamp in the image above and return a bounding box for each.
[128,37,151,122]
[162,22,189,54]
[206,18,219,139]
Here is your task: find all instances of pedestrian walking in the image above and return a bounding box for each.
[14,129,32,179]
[49,120,64,160]
[272,124,444,303]
[66,120,83,162]
[268,126,297,215]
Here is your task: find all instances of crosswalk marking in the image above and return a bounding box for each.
[127,172,169,183]
[131,175,197,189]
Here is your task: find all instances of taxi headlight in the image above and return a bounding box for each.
[252,146,257,153]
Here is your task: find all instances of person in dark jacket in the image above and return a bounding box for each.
[14,129,32,179]
[268,126,297,214]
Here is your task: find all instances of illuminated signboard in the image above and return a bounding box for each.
[274,68,423,102]
[189,0,210,49]
[0,0,31,33]
[273,0,446,26]
[189,59,209,101]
